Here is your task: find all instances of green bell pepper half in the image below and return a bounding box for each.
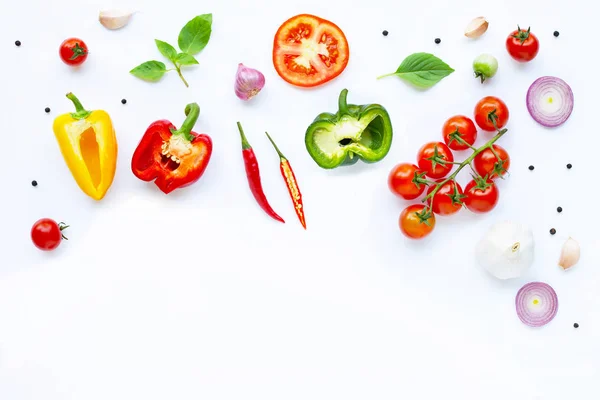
[304,88,393,169]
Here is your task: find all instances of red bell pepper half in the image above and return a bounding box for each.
[131,103,212,194]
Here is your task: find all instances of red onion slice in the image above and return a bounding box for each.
[526,76,574,127]
[515,282,558,327]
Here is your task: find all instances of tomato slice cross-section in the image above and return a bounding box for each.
[273,14,350,87]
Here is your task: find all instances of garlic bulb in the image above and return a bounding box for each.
[558,237,580,270]
[99,9,135,30]
[465,17,489,39]
[475,221,534,280]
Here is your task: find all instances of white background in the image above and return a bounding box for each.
[0,0,598,398]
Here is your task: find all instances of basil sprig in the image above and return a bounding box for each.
[130,14,212,87]
[377,53,454,89]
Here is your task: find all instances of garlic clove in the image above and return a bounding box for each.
[465,17,489,39]
[99,9,135,30]
[558,237,580,270]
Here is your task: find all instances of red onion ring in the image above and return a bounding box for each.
[526,76,574,127]
[515,282,558,327]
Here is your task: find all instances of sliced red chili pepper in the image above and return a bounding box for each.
[265,132,306,229]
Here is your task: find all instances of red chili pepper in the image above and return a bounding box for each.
[265,132,306,229]
[131,103,212,194]
[236,122,284,223]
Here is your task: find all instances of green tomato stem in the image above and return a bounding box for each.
[423,127,508,208]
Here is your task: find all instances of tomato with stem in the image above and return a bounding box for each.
[272,14,349,87]
[417,142,454,179]
[388,163,430,200]
[442,115,478,151]
[31,218,69,251]
[474,144,510,179]
[59,38,88,66]
[506,26,539,63]
[426,179,465,215]
[464,176,499,213]
[399,204,436,239]
[474,96,509,132]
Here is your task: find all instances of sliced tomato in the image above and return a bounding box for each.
[273,14,349,87]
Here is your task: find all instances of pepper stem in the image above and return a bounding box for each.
[171,103,200,142]
[338,89,350,115]
[237,122,252,150]
[265,132,287,160]
[66,92,92,120]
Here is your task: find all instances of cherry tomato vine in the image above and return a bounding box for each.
[390,96,511,239]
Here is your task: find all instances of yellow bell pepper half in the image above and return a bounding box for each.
[53,93,118,201]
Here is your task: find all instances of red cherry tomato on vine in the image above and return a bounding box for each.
[442,115,478,151]
[399,204,435,239]
[426,180,465,216]
[31,218,69,251]
[417,142,454,179]
[388,163,429,200]
[474,145,510,179]
[506,26,539,63]
[464,178,499,214]
[59,38,88,66]
[474,96,509,132]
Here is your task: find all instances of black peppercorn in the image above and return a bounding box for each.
[554,31,560,37]
[382,30,388,36]
[434,38,441,44]
[121,99,127,104]
[557,206,563,213]
[15,40,21,46]
[31,180,38,187]
[550,228,556,235]
[528,165,535,171]
[567,163,572,169]
[574,323,579,328]
[45,107,50,113]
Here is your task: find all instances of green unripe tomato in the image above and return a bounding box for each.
[473,54,498,83]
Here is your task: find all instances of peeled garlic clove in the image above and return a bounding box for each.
[99,9,135,30]
[558,237,580,270]
[465,17,488,39]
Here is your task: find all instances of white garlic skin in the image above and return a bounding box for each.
[475,221,535,280]
[558,237,580,270]
[99,9,135,30]
[465,17,489,39]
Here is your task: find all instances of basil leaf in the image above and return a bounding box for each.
[379,53,454,88]
[177,14,212,55]
[175,53,199,66]
[130,61,167,82]
[155,39,177,61]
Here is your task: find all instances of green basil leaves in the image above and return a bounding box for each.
[378,53,454,89]
[130,14,212,87]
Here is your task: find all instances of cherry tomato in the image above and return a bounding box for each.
[474,145,510,179]
[272,14,349,87]
[506,26,539,62]
[31,218,69,251]
[464,178,499,214]
[442,115,478,151]
[399,204,436,239]
[417,142,454,179]
[388,163,428,200]
[426,179,465,216]
[59,38,88,66]
[474,96,509,132]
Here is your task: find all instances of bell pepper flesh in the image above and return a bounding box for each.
[52,93,118,200]
[131,103,212,194]
[305,89,393,169]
